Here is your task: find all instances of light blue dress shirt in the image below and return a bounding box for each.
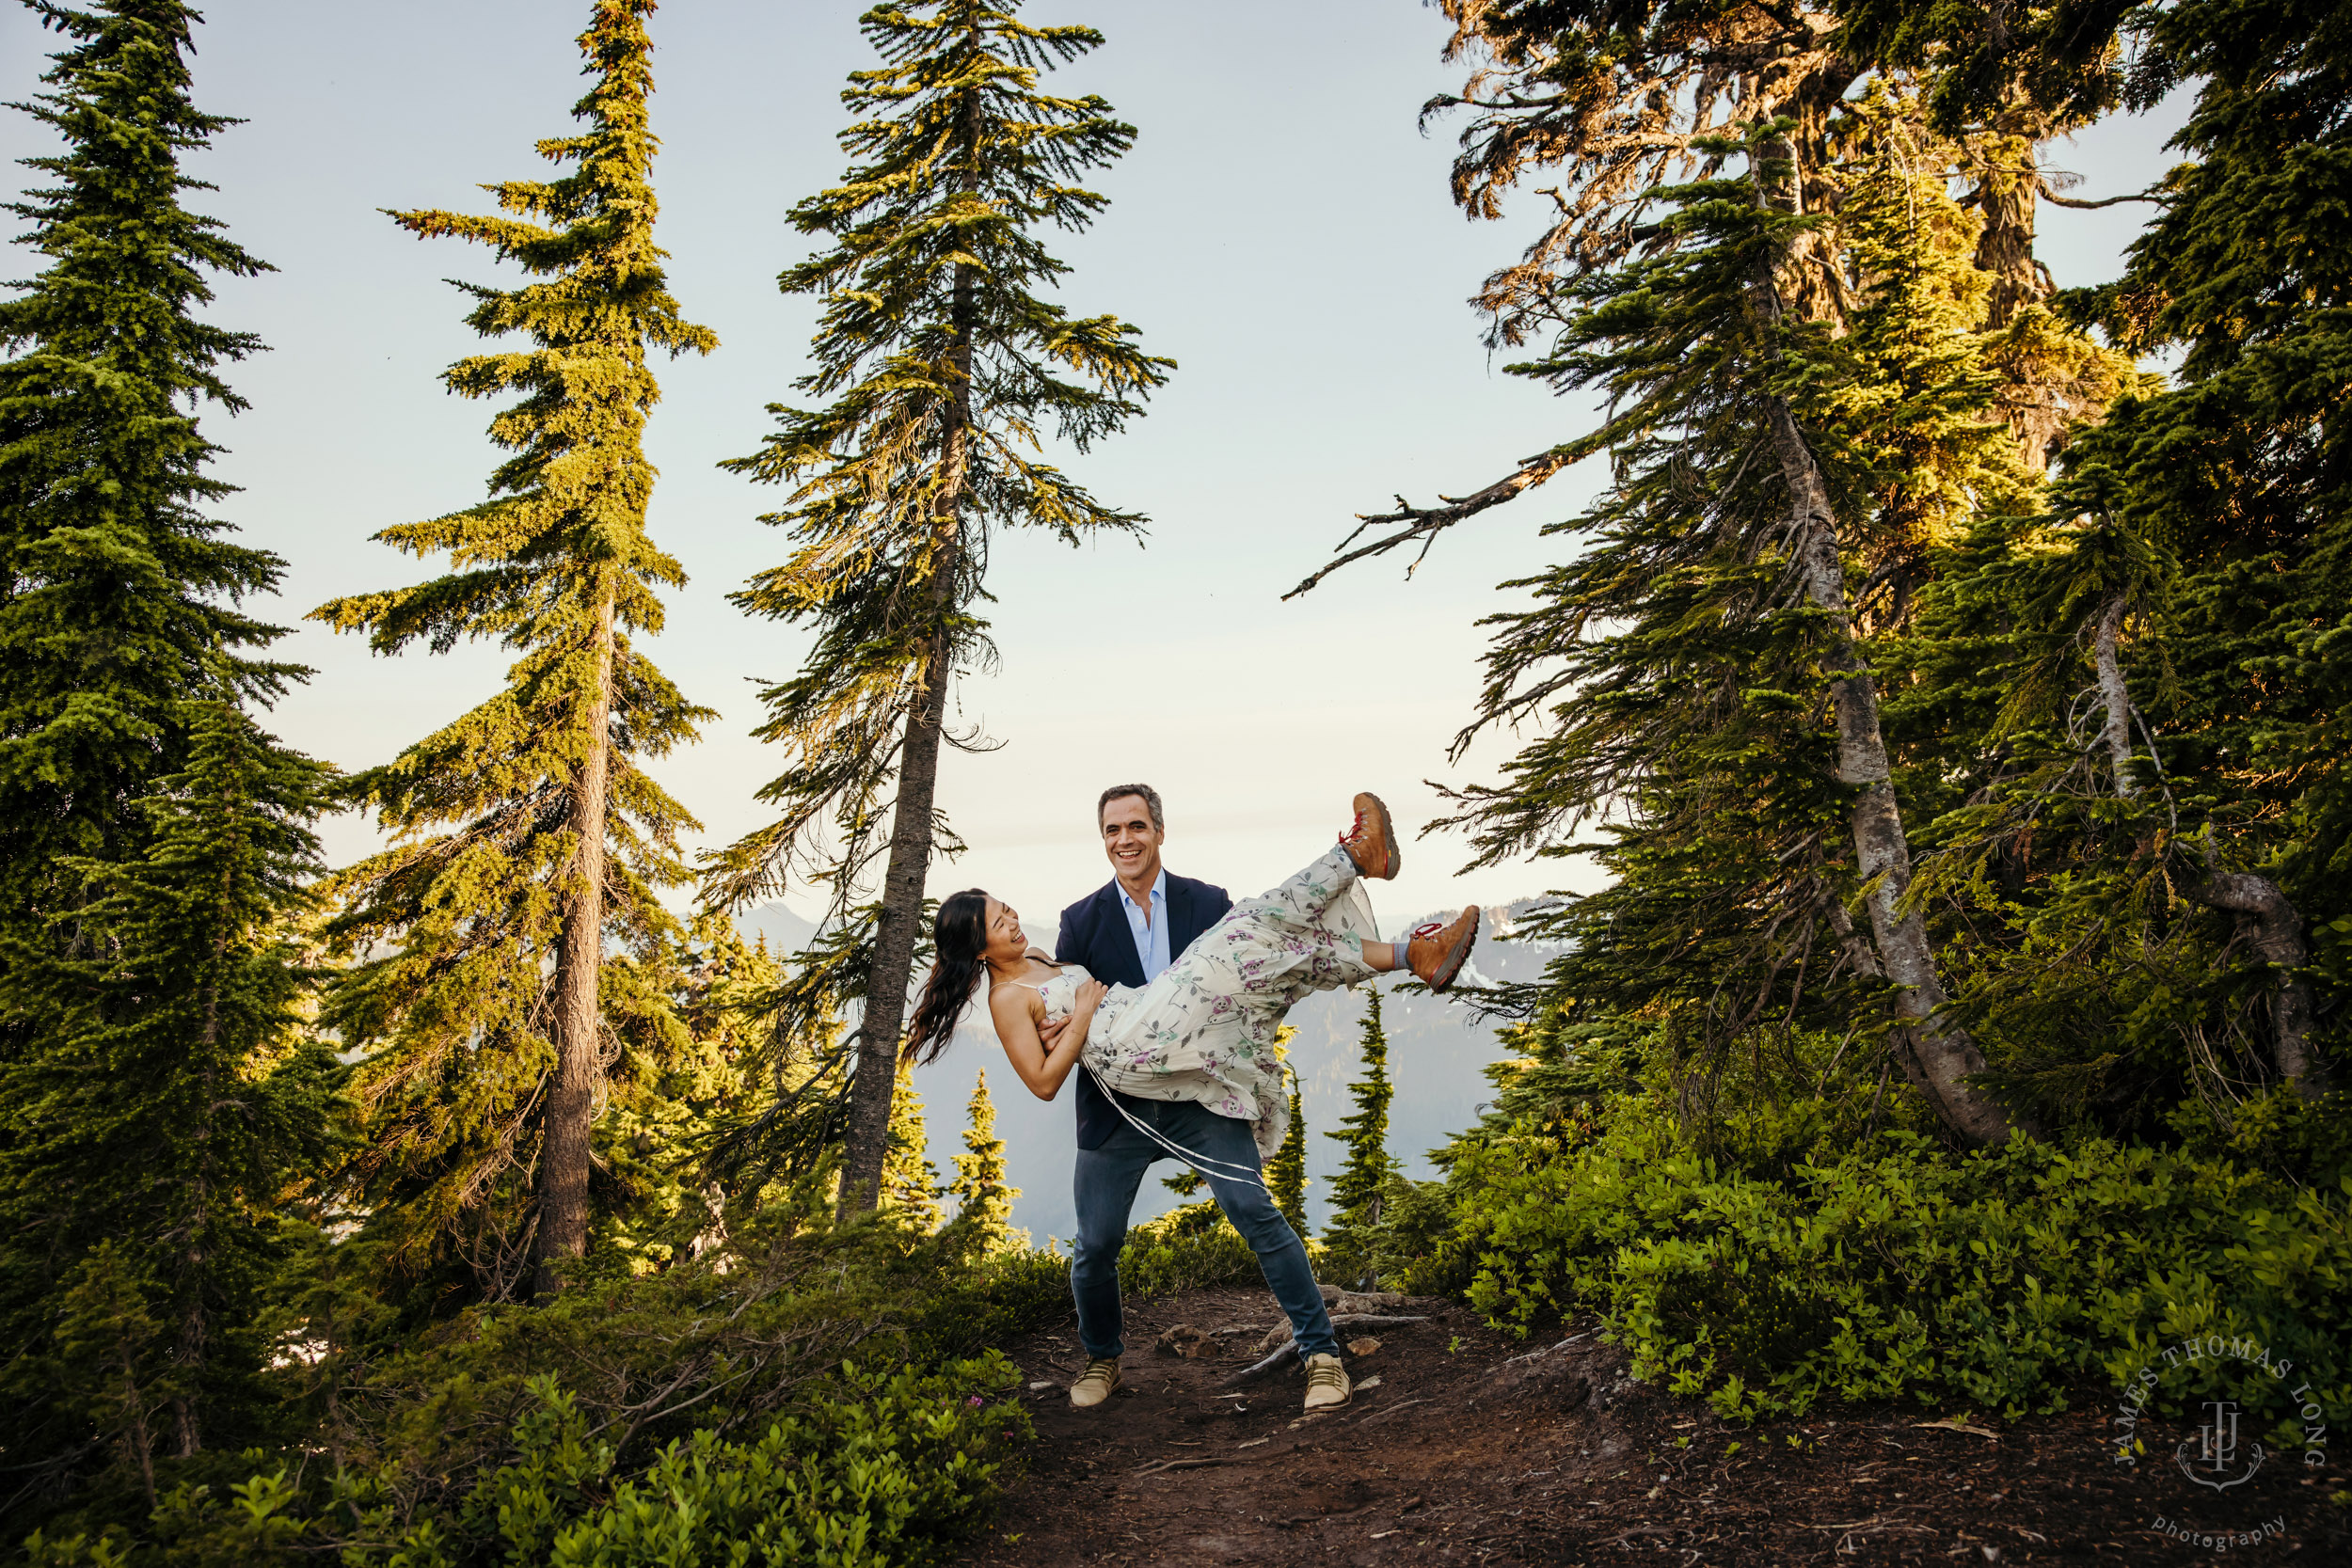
[1120,868,1172,982]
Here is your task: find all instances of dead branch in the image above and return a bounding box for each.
[1132,1455,1229,1476]
[1281,454,1567,601]
[2040,187,2159,210]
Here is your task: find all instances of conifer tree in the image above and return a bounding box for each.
[312,0,715,1299]
[0,0,291,1012]
[1266,1066,1310,1242]
[1322,989,1397,1290]
[882,1064,944,1228]
[1294,28,2047,1145]
[707,0,1170,1215]
[1883,0,2350,1107]
[0,703,339,1484]
[948,1068,1025,1254]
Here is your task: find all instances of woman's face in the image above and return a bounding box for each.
[979,896,1027,966]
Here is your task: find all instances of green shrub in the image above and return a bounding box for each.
[29,1357,1028,1568]
[1420,1088,2351,1436]
[1116,1199,1263,1300]
[17,1211,1077,1564]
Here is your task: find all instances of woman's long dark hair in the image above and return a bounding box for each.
[904,889,992,1067]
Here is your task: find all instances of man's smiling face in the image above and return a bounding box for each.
[1100,792,1165,891]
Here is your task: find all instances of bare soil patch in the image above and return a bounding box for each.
[958,1286,2345,1565]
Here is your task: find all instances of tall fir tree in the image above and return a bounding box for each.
[312,0,715,1301]
[706,0,1170,1214]
[1321,989,1396,1290]
[1880,0,2352,1111]
[1291,22,2106,1144]
[0,703,339,1494]
[0,0,293,1017]
[947,1068,1025,1254]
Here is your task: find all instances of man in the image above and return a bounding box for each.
[1050,784,1351,1415]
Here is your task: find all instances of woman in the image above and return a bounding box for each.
[902,792,1481,1414]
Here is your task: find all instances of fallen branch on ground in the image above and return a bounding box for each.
[1132,1456,1227,1477]
[1356,1397,1431,1426]
[1229,1315,1430,1384]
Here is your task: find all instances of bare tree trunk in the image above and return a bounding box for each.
[535,588,614,1295]
[169,847,239,1456]
[839,78,981,1216]
[1969,112,2071,472]
[2097,598,2324,1094]
[1749,145,2023,1147]
[2187,874,2323,1096]
[2093,594,2136,800]
[170,974,221,1456]
[1970,116,2050,333]
[123,1354,155,1510]
[835,607,956,1216]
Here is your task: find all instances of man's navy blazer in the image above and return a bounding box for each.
[1055,873,1232,1150]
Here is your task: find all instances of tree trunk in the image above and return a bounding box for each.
[2186,873,2323,1096]
[836,634,954,1217]
[1969,114,2071,471]
[535,587,614,1294]
[1748,147,2023,1147]
[123,1352,156,1510]
[170,844,238,1456]
[2093,594,2136,799]
[2097,597,2324,1094]
[839,81,981,1216]
[1970,117,2050,333]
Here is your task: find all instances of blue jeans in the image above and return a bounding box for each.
[1070,1096,1338,1360]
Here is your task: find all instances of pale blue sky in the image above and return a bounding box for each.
[2,1,2189,935]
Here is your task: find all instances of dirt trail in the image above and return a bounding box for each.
[957,1285,2344,1565]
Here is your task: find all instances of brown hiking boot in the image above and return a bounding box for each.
[1302,1353,1352,1412]
[1069,1357,1121,1409]
[1403,907,1481,992]
[1339,792,1401,880]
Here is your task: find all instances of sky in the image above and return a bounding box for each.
[1,4,2192,1226]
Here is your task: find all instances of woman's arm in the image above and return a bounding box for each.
[991,980,1106,1101]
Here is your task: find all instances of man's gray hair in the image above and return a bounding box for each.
[1097,783,1165,832]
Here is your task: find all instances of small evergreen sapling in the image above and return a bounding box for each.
[1267,1066,1311,1243]
[883,1064,945,1229]
[312,0,715,1299]
[1322,989,1398,1291]
[948,1068,1025,1255]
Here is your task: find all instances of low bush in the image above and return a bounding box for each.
[1392,1022,2351,1441]
[27,1357,1025,1568]
[17,1210,1067,1566]
[1117,1197,1270,1301]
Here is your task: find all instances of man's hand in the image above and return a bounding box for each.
[1037,1013,1070,1052]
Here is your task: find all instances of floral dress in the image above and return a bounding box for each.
[1020,844,1380,1156]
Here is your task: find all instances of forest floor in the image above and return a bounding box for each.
[957,1285,2347,1566]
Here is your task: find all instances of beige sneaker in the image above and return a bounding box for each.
[1069,1357,1121,1409]
[1339,792,1401,880]
[1302,1352,1351,1412]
